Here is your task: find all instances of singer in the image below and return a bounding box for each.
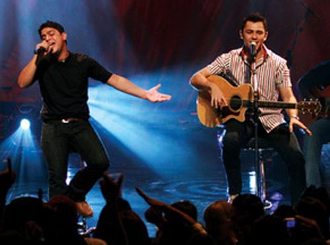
[190,13,311,205]
[17,21,171,217]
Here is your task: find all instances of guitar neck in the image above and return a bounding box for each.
[243,100,297,109]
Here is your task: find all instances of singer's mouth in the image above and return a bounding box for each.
[48,42,55,48]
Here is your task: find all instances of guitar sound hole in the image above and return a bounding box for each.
[230,95,242,111]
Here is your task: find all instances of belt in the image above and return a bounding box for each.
[61,118,83,123]
[45,118,85,124]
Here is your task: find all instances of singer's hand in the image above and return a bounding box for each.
[35,40,53,55]
[145,84,171,102]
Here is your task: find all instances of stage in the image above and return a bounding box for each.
[3,119,323,237]
[1,0,330,238]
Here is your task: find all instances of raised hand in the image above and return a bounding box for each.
[100,172,124,202]
[135,187,166,208]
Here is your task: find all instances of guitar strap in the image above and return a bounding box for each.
[244,62,252,84]
[217,70,239,87]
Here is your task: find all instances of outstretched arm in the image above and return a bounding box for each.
[106,74,171,102]
[136,187,207,235]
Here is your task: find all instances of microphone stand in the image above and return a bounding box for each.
[250,59,264,202]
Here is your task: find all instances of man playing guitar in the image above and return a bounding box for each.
[190,13,311,205]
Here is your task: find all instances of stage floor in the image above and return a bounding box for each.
[3,124,330,237]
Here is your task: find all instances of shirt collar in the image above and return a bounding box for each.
[240,44,269,61]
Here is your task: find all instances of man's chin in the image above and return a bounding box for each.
[49,50,60,57]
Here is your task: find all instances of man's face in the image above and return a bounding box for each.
[40,27,67,54]
[240,21,268,52]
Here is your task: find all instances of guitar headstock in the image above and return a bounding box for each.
[298,99,322,116]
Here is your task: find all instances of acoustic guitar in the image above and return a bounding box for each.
[197,75,322,127]
[299,85,329,126]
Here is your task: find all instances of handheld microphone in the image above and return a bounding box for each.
[35,47,47,65]
[35,47,46,55]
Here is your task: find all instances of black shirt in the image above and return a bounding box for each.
[35,52,112,121]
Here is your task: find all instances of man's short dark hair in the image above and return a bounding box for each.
[241,13,268,32]
[38,20,65,37]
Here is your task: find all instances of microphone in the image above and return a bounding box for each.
[35,47,47,65]
[35,47,46,55]
[249,42,257,58]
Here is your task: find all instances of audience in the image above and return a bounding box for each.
[1,158,329,245]
[0,158,15,229]
[136,187,214,245]
[203,200,237,245]
[246,215,291,245]
[231,193,265,245]
[93,173,150,245]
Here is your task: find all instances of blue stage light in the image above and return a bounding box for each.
[20,119,30,130]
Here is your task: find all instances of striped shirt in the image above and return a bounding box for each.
[207,45,291,132]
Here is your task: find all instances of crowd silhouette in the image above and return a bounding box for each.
[0,158,329,245]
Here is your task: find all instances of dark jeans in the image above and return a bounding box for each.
[304,118,330,188]
[41,120,109,202]
[219,119,306,204]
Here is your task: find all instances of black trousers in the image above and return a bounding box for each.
[219,119,306,204]
[41,120,110,201]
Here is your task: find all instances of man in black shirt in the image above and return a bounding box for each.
[17,21,171,217]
